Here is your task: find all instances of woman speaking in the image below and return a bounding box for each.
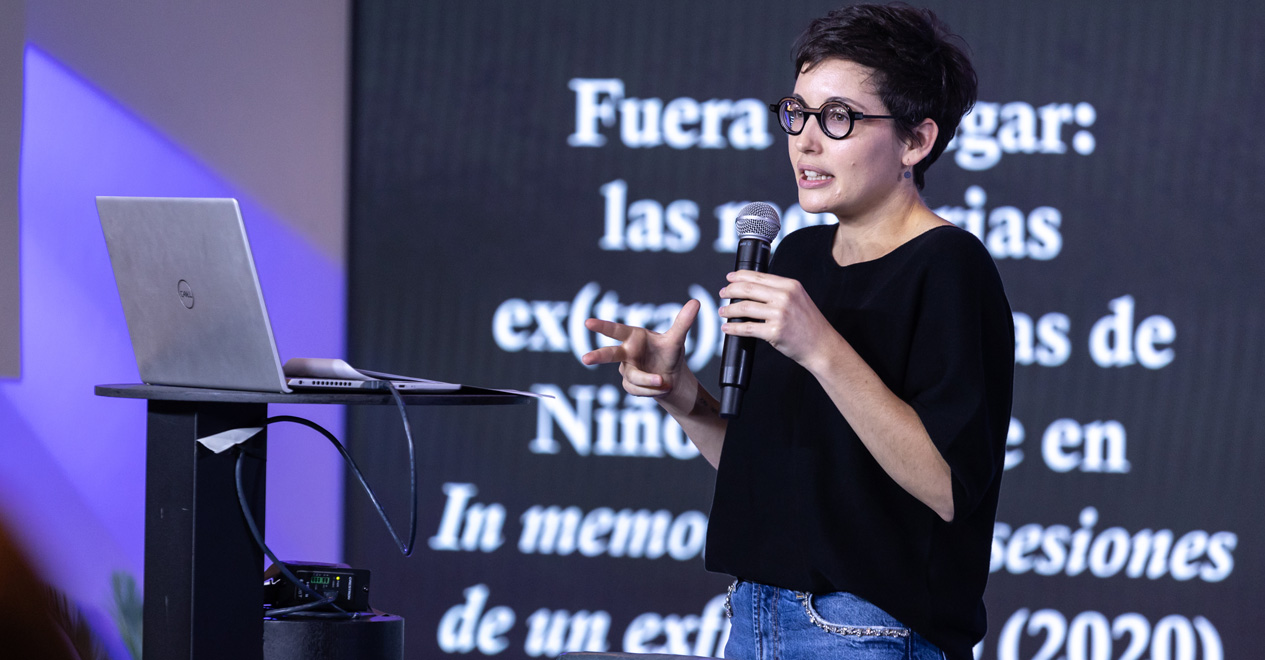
[583,5,1014,658]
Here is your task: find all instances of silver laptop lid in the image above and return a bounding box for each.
[97,196,289,393]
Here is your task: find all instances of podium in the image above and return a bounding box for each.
[96,384,528,660]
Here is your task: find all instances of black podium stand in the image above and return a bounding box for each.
[95,384,528,660]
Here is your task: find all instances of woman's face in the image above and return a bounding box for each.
[788,58,908,221]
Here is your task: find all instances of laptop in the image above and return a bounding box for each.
[96,196,456,393]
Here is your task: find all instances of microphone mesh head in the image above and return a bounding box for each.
[735,202,782,242]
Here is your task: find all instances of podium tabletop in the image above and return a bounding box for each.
[95,383,533,406]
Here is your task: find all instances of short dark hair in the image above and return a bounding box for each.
[792,3,977,189]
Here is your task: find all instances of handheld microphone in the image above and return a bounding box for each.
[719,202,781,419]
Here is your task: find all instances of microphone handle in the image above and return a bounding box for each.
[719,238,772,418]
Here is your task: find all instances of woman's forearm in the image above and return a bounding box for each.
[805,332,956,522]
[656,369,728,469]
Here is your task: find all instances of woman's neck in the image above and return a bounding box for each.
[830,193,946,267]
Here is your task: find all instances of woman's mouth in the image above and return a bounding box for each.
[799,168,834,187]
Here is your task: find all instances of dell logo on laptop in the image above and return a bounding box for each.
[177,280,195,309]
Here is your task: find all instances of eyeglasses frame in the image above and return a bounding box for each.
[768,96,897,140]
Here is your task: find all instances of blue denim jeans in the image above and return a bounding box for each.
[723,580,946,660]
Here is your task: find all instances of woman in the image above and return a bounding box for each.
[582,5,1013,659]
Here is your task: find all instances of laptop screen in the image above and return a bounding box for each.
[97,196,289,393]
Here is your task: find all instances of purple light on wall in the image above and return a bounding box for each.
[0,46,346,653]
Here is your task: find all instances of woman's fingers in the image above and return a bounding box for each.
[623,367,664,389]
[726,269,786,285]
[664,299,701,341]
[584,300,696,397]
[582,318,641,366]
[721,315,772,340]
[719,282,783,306]
[623,382,668,397]
[720,299,773,321]
[722,270,796,300]
[580,344,626,366]
[584,317,634,342]
[622,367,669,397]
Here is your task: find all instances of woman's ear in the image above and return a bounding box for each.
[903,118,939,168]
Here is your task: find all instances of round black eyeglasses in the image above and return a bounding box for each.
[769,97,896,140]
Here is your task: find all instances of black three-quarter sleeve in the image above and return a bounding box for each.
[904,231,1015,521]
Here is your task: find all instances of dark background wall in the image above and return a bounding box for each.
[348,1,1263,659]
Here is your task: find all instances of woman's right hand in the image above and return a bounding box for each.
[580,299,701,405]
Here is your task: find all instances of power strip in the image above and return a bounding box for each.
[264,561,372,613]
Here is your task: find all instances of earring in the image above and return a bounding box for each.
[903,170,912,179]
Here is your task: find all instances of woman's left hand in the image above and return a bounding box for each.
[719,270,834,368]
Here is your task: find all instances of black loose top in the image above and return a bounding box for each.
[705,224,1014,660]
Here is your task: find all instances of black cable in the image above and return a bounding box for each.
[234,449,355,619]
[384,381,419,555]
[231,381,419,618]
[265,594,340,618]
[262,389,417,556]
